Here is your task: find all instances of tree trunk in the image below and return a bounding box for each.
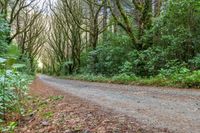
[103,0,108,40]
[153,0,162,17]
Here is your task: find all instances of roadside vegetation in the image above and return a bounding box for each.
[0,0,44,131]
[0,15,34,132]
[40,0,200,88]
[64,69,200,88]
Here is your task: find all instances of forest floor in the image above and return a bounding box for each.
[16,75,200,133]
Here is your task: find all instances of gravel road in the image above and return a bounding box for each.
[39,75,200,133]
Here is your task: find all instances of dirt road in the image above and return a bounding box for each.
[39,75,200,133]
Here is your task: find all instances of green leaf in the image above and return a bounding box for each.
[0,57,6,64]
[5,58,17,67]
[6,45,20,58]
[12,64,26,69]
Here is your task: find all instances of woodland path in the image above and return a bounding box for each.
[39,75,200,133]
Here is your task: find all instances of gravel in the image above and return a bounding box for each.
[39,75,200,133]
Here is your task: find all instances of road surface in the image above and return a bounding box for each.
[39,75,200,133]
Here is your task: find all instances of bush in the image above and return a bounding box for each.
[159,60,187,77]
[77,74,107,82]
[84,33,168,77]
[119,61,133,75]
[158,66,200,88]
[0,16,34,130]
[0,70,32,116]
[85,32,132,76]
[184,70,200,88]
[0,59,33,125]
[152,0,200,62]
[111,73,137,84]
[128,47,166,76]
[189,54,200,70]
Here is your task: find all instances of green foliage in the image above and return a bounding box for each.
[42,111,54,119]
[65,68,200,88]
[73,74,108,82]
[0,56,33,132]
[153,0,200,62]
[112,73,137,84]
[85,33,132,76]
[7,45,20,58]
[158,67,200,88]
[0,57,33,117]
[17,55,38,75]
[158,60,187,77]
[46,0,200,89]
[183,70,200,88]
[0,122,17,133]
[80,26,200,88]
[0,70,31,113]
[0,15,10,54]
[128,47,166,76]
[189,54,200,69]
[0,15,33,132]
[119,61,133,75]
[49,95,64,101]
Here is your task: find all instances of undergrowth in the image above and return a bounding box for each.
[63,69,200,88]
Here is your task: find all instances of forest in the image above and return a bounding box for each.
[0,0,200,132]
[41,0,200,87]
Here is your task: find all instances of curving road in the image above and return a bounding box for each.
[39,75,200,133]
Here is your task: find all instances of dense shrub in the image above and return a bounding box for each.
[152,0,200,62]
[85,33,132,76]
[189,54,200,70]
[0,15,33,132]
[157,66,200,88]
[184,70,200,88]
[127,47,166,76]
[0,70,32,116]
[82,28,200,79]
[111,73,137,84]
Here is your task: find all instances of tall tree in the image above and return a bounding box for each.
[109,0,153,50]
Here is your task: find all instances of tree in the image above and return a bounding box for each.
[16,11,46,71]
[108,0,153,50]
[153,0,163,17]
[1,0,46,71]
[65,0,108,50]
[44,0,85,74]
[0,14,10,54]
[0,0,38,43]
[64,0,110,73]
[154,0,200,62]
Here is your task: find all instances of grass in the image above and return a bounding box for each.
[42,111,54,119]
[49,95,64,101]
[61,72,200,89]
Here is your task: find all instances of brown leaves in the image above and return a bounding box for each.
[15,78,166,133]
